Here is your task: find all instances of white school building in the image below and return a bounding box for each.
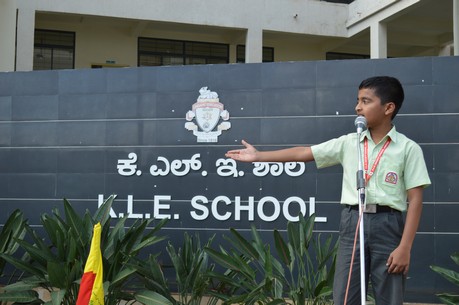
[0,0,458,72]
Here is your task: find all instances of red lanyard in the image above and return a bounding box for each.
[363,137,391,183]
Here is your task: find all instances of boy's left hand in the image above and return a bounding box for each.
[386,245,410,275]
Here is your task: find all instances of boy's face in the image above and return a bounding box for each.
[355,88,394,128]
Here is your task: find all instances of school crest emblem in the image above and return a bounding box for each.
[385,172,398,184]
[185,87,231,142]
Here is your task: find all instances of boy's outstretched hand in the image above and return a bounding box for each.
[225,140,259,162]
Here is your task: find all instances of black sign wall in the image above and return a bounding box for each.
[0,57,458,302]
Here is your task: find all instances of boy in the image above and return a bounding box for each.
[225,76,431,305]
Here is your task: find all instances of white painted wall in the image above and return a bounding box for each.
[21,0,349,37]
[347,0,421,36]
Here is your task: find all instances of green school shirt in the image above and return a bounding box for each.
[311,126,431,212]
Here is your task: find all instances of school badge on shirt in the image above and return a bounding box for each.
[385,171,398,184]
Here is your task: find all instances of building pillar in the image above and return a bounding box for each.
[0,0,17,72]
[229,43,237,63]
[370,22,387,59]
[16,8,35,71]
[245,26,263,63]
[454,0,459,55]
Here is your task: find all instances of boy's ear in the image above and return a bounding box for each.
[385,102,396,116]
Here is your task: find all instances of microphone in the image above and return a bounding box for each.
[354,116,367,134]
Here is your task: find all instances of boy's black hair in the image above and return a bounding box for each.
[359,76,404,119]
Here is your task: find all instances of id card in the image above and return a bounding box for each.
[364,204,377,213]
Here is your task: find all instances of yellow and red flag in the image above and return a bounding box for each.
[76,223,104,305]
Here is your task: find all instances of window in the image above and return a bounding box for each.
[236,45,274,63]
[138,38,229,66]
[34,29,75,70]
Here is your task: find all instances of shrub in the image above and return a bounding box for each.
[0,195,167,305]
[205,214,337,305]
[430,252,459,305]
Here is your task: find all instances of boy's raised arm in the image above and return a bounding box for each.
[225,140,314,163]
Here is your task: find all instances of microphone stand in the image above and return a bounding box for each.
[356,130,366,305]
